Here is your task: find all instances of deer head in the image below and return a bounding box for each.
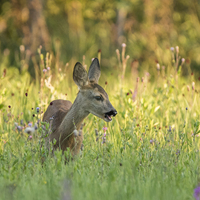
[73,58,117,122]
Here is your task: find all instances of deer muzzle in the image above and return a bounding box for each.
[104,110,117,122]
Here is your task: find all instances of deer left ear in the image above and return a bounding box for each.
[73,62,88,88]
[88,58,101,83]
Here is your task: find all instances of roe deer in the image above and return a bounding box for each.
[43,58,117,156]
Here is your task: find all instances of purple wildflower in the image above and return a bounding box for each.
[34,124,38,130]
[28,122,32,127]
[17,126,22,131]
[20,119,24,125]
[103,126,107,132]
[36,107,40,113]
[194,186,200,200]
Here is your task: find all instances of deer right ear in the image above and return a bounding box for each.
[88,58,101,83]
[73,62,88,88]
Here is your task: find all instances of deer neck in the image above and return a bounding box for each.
[58,94,89,139]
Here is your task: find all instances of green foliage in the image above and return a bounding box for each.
[0,46,199,200]
[0,0,200,77]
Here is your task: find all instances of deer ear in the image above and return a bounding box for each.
[73,62,88,88]
[88,58,101,83]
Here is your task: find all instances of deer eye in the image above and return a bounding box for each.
[95,96,102,101]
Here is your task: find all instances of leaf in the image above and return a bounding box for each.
[153,122,159,126]
[0,104,4,109]
[154,106,160,113]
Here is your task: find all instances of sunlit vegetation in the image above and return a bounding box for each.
[0,0,200,199]
[0,44,199,200]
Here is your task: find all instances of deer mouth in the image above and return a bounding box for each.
[104,110,117,122]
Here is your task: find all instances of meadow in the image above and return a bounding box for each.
[0,45,199,200]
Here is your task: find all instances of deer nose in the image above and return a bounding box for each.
[112,110,117,116]
[105,109,117,117]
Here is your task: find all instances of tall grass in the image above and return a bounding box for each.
[0,45,199,200]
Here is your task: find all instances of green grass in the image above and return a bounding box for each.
[0,48,199,200]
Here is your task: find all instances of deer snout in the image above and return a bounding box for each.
[104,109,117,122]
[106,109,117,116]
[113,110,117,116]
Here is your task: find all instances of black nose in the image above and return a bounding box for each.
[112,110,117,116]
[105,110,117,117]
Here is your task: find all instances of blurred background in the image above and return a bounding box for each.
[0,0,200,79]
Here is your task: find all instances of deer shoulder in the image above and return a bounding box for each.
[43,99,72,132]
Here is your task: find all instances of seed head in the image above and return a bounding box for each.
[156,63,160,70]
[122,43,126,47]
[3,69,6,77]
[19,45,25,52]
[192,82,195,90]
[175,46,179,53]
[116,49,120,56]
[25,127,35,134]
